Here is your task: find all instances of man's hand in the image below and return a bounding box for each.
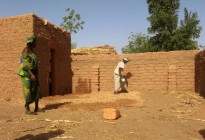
[119,68,124,76]
[31,74,36,81]
[28,70,36,81]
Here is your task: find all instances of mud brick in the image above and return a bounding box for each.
[92,88,99,92]
[103,108,121,120]
[168,65,177,70]
[91,70,99,72]
[168,79,177,82]
[91,66,100,69]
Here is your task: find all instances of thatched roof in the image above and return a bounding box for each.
[71,45,117,55]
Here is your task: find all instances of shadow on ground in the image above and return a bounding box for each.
[14,129,64,140]
[42,102,72,111]
[199,129,205,139]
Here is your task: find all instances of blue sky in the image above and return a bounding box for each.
[0,0,204,53]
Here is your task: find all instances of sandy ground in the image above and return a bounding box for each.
[0,91,205,140]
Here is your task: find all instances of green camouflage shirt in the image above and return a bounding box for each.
[18,53,37,78]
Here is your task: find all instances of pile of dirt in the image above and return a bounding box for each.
[71,45,117,55]
[60,99,137,111]
[39,92,143,111]
[161,91,205,106]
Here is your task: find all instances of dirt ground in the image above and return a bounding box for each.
[0,91,205,140]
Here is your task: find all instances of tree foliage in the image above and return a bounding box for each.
[198,45,205,50]
[122,0,202,53]
[60,8,85,34]
[172,8,202,50]
[122,33,153,53]
[71,42,77,49]
[147,0,180,51]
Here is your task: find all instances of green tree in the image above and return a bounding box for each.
[122,33,152,53]
[172,8,202,50]
[147,0,180,51]
[61,8,85,49]
[198,45,205,50]
[71,42,77,49]
[60,8,85,34]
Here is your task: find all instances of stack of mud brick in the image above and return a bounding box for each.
[91,66,100,92]
[168,65,177,91]
[98,60,116,91]
[174,53,196,92]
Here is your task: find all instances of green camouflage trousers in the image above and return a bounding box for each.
[21,77,40,104]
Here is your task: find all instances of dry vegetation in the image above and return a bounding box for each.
[71,45,117,55]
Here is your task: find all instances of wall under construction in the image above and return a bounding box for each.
[71,50,205,96]
[195,51,205,96]
[0,14,71,97]
[33,14,71,96]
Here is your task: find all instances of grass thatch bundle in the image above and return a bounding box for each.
[71,45,117,55]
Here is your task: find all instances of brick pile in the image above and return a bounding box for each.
[168,65,177,91]
[91,66,100,92]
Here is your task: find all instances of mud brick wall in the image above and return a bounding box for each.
[0,14,34,97]
[71,50,201,93]
[195,50,205,96]
[0,14,71,97]
[33,15,71,96]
